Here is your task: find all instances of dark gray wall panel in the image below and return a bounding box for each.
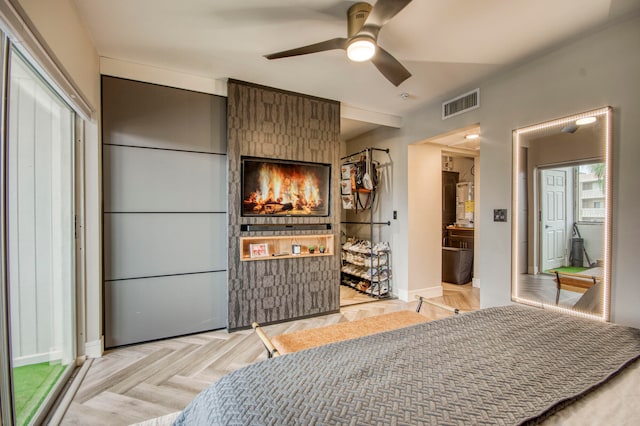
[102,76,228,346]
[103,145,226,212]
[105,272,227,347]
[104,213,226,280]
[227,80,341,330]
[102,76,226,153]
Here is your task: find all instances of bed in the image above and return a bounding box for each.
[174,305,640,425]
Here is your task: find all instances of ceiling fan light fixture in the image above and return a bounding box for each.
[347,37,376,62]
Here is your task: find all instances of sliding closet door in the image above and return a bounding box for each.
[5,49,76,425]
[102,76,227,347]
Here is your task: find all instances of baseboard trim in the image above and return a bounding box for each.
[396,285,443,302]
[85,337,104,358]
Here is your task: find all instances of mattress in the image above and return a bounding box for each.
[174,305,640,425]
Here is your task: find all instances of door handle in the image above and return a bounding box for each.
[545,225,550,229]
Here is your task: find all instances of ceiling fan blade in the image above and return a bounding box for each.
[365,0,413,28]
[264,38,348,59]
[371,46,411,86]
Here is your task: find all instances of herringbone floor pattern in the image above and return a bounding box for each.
[60,284,478,425]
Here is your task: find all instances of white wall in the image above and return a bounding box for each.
[407,143,444,299]
[17,0,99,108]
[349,15,640,328]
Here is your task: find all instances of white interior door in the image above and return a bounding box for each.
[540,169,567,271]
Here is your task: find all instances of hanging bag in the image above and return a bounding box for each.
[362,150,374,191]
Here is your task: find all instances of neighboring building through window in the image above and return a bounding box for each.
[577,164,605,223]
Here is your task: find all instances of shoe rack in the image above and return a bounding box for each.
[341,240,391,297]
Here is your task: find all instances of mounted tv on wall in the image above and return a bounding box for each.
[241,157,331,217]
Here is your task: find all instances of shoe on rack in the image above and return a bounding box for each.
[356,281,370,292]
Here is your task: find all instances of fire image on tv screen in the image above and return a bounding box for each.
[241,157,330,216]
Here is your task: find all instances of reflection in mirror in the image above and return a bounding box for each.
[512,107,611,321]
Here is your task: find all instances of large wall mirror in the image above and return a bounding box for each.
[512,107,612,321]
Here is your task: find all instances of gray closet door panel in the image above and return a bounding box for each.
[103,145,226,212]
[102,76,227,154]
[104,213,227,280]
[105,272,227,347]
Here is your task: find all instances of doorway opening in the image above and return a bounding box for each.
[407,124,480,311]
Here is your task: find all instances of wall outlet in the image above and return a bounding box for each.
[494,209,507,222]
[393,210,397,220]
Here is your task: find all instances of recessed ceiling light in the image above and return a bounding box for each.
[400,92,409,100]
[576,117,596,126]
[464,134,479,140]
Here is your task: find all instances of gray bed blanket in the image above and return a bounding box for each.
[174,305,640,425]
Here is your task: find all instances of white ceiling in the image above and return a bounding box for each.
[72,0,640,139]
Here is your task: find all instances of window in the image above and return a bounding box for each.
[576,163,605,223]
[5,49,76,425]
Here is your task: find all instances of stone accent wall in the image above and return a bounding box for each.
[227,80,341,330]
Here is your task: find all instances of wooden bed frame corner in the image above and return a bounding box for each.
[252,296,463,359]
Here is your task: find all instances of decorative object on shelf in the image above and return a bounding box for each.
[249,243,269,258]
[319,245,325,253]
[240,234,334,261]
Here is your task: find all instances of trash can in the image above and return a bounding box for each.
[442,247,473,284]
[570,237,584,267]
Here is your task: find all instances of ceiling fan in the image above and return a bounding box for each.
[264,0,412,87]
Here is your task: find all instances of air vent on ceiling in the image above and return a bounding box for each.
[442,88,480,120]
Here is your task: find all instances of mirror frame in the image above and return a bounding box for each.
[511,106,612,321]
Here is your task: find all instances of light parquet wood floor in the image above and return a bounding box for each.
[60,284,479,425]
[339,284,385,306]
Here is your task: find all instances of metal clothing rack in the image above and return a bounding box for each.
[340,147,390,162]
[340,147,393,298]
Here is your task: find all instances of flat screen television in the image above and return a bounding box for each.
[241,157,331,217]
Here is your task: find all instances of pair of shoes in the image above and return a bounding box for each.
[367,266,392,281]
[344,239,374,254]
[341,264,367,277]
[356,281,370,292]
[371,241,391,253]
[366,283,389,296]
[362,255,387,267]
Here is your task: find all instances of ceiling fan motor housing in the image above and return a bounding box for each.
[348,2,372,37]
